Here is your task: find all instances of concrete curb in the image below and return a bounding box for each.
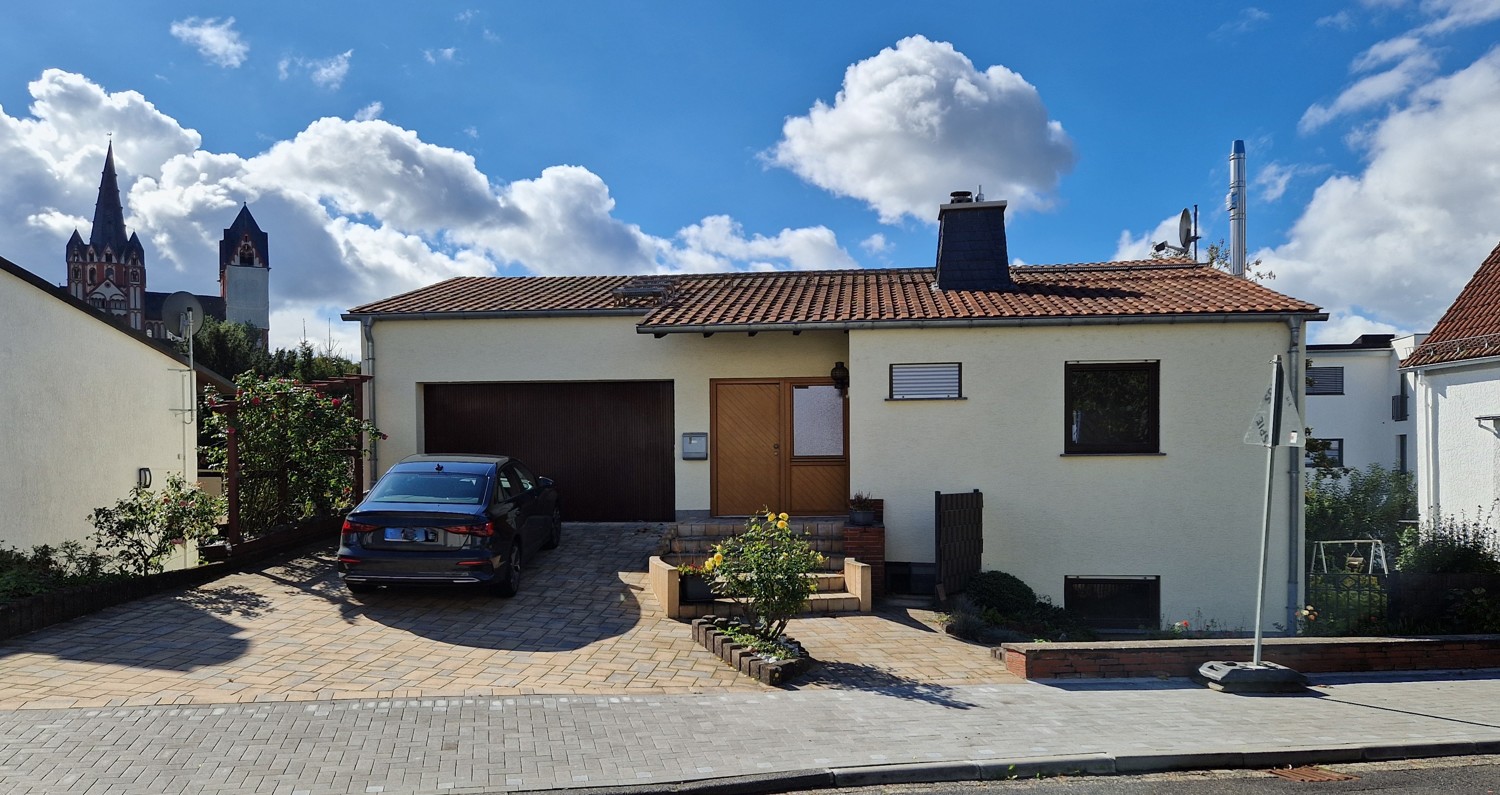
[507,741,1498,794]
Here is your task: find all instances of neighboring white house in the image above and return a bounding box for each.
[1402,240,1500,521]
[1304,333,1426,474]
[1,255,200,558]
[344,196,1326,632]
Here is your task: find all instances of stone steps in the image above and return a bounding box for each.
[660,518,865,617]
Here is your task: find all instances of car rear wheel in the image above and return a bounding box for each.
[542,508,562,550]
[492,541,521,597]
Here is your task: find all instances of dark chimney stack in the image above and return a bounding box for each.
[935,192,1011,292]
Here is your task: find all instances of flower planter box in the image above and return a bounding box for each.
[198,541,231,562]
[678,573,718,603]
[691,616,811,686]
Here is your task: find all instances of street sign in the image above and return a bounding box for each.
[1244,357,1304,448]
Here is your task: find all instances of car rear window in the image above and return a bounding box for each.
[366,472,486,504]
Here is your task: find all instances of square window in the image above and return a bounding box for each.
[1307,366,1344,395]
[889,362,962,400]
[1306,438,1344,468]
[1064,362,1160,454]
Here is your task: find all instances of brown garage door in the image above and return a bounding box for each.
[423,381,674,521]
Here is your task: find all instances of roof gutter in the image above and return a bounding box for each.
[341,309,648,322]
[634,311,1329,335]
[1399,352,1500,373]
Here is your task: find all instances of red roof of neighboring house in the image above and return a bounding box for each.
[346,261,1322,330]
[1402,240,1500,369]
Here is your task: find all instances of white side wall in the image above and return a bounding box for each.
[1,268,189,550]
[1411,359,1500,520]
[360,315,846,512]
[846,321,1303,631]
[1303,348,1409,472]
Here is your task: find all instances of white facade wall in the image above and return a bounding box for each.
[1303,348,1409,472]
[359,313,1305,631]
[846,321,1304,631]
[1410,359,1500,520]
[361,315,846,513]
[1,267,189,550]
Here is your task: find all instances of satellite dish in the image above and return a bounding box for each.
[1178,208,1194,251]
[161,291,205,338]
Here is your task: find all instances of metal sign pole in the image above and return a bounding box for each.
[1251,356,1282,665]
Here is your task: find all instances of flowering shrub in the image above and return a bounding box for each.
[89,473,224,576]
[677,551,723,577]
[204,374,380,538]
[711,510,824,643]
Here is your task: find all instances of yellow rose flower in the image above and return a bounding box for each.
[776,519,788,530]
[765,511,776,522]
[778,512,789,521]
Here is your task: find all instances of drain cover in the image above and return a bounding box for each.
[1268,766,1359,782]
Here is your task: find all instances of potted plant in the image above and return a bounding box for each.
[677,553,722,603]
[848,492,877,526]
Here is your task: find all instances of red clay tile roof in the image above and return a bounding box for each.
[348,275,635,314]
[1402,240,1500,368]
[346,261,1323,329]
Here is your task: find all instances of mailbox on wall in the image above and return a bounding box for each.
[681,432,708,460]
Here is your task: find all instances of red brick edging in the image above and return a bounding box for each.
[998,635,1500,679]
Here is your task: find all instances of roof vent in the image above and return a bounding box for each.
[611,275,679,307]
[949,190,974,204]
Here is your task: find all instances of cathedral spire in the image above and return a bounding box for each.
[89,142,130,253]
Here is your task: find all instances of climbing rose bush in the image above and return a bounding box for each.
[204,374,381,537]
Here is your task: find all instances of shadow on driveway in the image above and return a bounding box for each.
[335,523,658,652]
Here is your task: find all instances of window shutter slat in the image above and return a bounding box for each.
[891,363,961,399]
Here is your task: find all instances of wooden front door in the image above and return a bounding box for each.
[711,381,782,515]
[711,378,848,516]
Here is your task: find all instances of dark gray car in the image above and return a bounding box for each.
[336,454,560,596]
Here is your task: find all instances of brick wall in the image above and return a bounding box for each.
[998,635,1500,679]
[843,524,885,598]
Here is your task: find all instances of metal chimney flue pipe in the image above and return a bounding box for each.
[1228,139,1247,278]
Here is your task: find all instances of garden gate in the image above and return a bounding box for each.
[934,489,983,602]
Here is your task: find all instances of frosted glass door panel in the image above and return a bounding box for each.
[793,385,844,456]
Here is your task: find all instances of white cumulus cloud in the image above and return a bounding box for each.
[354,102,383,121]
[279,51,353,90]
[1262,45,1500,339]
[169,17,249,68]
[0,71,856,353]
[768,35,1074,224]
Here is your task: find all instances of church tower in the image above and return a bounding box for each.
[65,143,147,330]
[219,204,270,346]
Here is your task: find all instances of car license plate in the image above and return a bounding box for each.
[384,527,438,542]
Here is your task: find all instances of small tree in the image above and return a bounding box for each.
[203,373,380,537]
[711,511,823,642]
[89,473,224,576]
[1305,463,1417,552]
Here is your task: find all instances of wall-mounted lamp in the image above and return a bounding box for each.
[137,467,152,489]
[831,361,850,396]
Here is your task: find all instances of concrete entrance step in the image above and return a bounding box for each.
[674,590,864,620]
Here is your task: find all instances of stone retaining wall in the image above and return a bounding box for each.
[998,635,1500,679]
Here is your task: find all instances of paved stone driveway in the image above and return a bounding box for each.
[0,524,1019,710]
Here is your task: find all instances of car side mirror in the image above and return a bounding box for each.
[538,477,554,489]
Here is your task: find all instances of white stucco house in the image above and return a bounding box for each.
[1304,333,1425,474]
[0,255,207,558]
[1402,240,1500,521]
[344,196,1326,631]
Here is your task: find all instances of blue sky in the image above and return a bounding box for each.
[3,2,1500,351]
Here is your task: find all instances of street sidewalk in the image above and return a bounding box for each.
[2,669,1498,794]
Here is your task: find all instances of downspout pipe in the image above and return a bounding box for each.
[1285,317,1304,633]
[361,316,378,481]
